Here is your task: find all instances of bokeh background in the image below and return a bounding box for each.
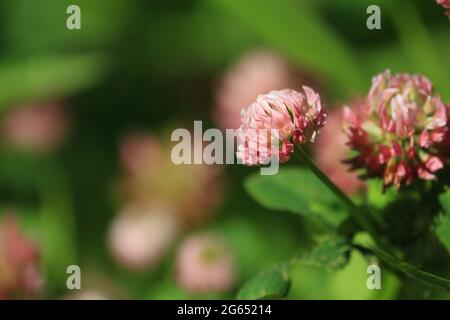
[0,0,449,299]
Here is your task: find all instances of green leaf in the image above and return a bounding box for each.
[299,235,351,271]
[289,248,400,299]
[0,54,106,110]
[439,189,450,215]
[211,0,366,96]
[237,263,291,300]
[244,168,347,230]
[437,189,450,251]
[237,234,352,299]
[368,246,450,293]
[435,215,450,253]
[366,180,397,210]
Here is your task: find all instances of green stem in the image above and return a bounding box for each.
[368,245,450,293]
[294,146,391,252]
[39,158,77,293]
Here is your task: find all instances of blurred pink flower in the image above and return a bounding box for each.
[237,87,327,165]
[1,102,67,153]
[314,107,364,195]
[118,132,223,226]
[344,70,450,190]
[0,214,42,299]
[175,234,236,293]
[108,204,179,270]
[120,133,162,175]
[437,0,450,18]
[214,51,296,130]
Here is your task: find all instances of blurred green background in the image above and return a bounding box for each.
[0,0,449,299]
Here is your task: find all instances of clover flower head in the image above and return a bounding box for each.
[344,70,450,189]
[237,87,327,165]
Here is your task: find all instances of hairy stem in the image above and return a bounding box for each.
[294,146,392,252]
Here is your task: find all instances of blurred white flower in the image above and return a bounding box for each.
[65,289,109,300]
[108,204,179,270]
[175,233,236,293]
